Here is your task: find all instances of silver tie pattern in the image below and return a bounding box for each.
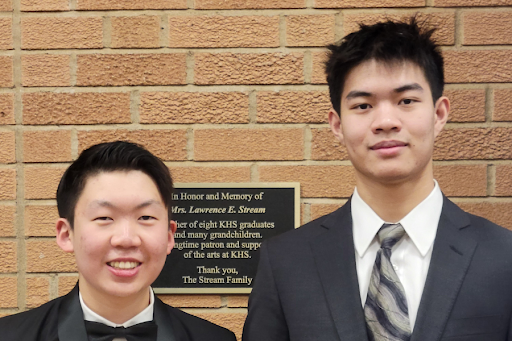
[364,223,411,341]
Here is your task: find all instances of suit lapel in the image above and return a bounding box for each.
[153,296,178,341]
[57,285,88,341]
[310,201,369,340]
[411,197,477,341]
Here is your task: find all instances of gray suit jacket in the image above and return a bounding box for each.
[243,196,512,341]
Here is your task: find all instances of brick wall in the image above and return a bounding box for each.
[1,0,512,338]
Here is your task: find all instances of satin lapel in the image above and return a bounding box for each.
[310,201,369,340]
[57,285,89,341]
[411,197,477,341]
[154,297,178,341]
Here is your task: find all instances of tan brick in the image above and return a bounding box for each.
[311,127,349,161]
[0,241,17,273]
[188,312,246,340]
[170,15,278,48]
[494,89,512,122]
[26,277,49,308]
[140,92,249,124]
[21,0,69,11]
[227,295,249,308]
[77,54,186,86]
[286,15,335,47]
[444,50,512,83]
[195,0,303,9]
[0,131,15,164]
[257,91,330,123]
[312,51,328,84]
[457,201,512,230]
[343,12,455,46]
[170,166,251,183]
[0,55,13,87]
[21,17,102,50]
[158,295,221,308]
[26,240,77,273]
[194,128,304,161]
[0,18,12,50]
[78,129,187,161]
[0,169,16,200]
[111,16,160,49]
[496,165,512,197]
[463,11,512,45]
[0,277,17,308]
[315,0,424,8]
[23,92,131,125]
[311,203,344,221]
[0,93,14,125]
[25,205,59,237]
[434,127,512,160]
[21,54,70,87]
[260,165,356,198]
[0,0,12,11]
[444,89,485,122]
[58,275,78,296]
[76,0,187,10]
[24,166,66,199]
[195,53,304,85]
[23,130,72,163]
[0,205,15,237]
[434,164,487,197]
[434,0,512,7]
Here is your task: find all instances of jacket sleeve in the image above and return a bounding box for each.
[242,242,290,341]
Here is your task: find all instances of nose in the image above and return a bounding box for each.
[371,102,402,134]
[110,220,142,248]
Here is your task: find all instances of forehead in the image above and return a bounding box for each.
[342,59,430,96]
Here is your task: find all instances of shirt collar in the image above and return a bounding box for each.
[79,288,154,328]
[352,180,443,258]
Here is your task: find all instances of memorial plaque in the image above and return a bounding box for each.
[153,183,299,294]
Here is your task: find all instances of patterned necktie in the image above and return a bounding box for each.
[364,223,411,341]
[84,320,158,341]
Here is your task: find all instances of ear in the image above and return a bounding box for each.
[167,220,177,254]
[56,218,74,253]
[328,109,344,144]
[433,96,450,138]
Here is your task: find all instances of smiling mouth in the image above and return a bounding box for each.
[107,261,140,270]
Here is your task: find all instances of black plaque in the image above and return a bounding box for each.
[153,183,299,294]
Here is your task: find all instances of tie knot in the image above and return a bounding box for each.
[378,223,405,250]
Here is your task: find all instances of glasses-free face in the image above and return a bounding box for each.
[329,59,449,189]
[56,170,176,318]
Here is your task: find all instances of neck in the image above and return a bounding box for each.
[355,170,435,223]
[79,279,150,324]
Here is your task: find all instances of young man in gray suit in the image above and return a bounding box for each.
[243,18,512,341]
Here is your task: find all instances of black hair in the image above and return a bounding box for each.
[325,17,444,116]
[56,141,173,228]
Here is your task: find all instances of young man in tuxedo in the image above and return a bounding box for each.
[243,18,512,341]
[0,141,236,341]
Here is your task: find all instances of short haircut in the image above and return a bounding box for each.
[56,141,173,228]
[325,17,444,116]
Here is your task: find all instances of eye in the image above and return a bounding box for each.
[139,216,156,221]
[94,217,112,221]
[400,98,416,105]
[352,103,372,110]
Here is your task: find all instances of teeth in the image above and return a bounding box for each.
[109,261,139,269]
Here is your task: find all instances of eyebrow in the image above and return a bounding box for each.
[91,199,163,210]
[345,83,424,100]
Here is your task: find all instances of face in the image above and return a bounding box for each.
[329,59,449,187]
[56,170,176,303]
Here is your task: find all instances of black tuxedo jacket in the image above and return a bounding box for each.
[0,285,236,341]
[243,196,512,341]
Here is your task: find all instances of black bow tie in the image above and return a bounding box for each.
[85,320,158,341]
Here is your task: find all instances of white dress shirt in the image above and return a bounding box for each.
[351,180,443,329]
[80,288,155,341]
